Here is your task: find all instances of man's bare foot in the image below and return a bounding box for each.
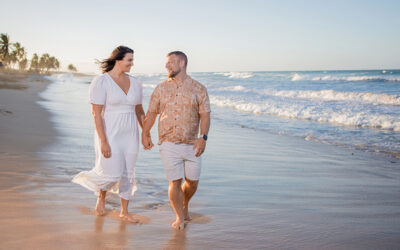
[119,214,139,224]
[183,205,192,221]
[95,197,106,216]
[171,219,185,230]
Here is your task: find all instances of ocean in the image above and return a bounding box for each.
[142,70,400,158]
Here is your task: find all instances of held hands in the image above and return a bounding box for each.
[101,141,111,158]
[193,137,206,157]
[142,132,154,150]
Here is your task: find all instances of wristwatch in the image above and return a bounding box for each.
[201,134,208,141]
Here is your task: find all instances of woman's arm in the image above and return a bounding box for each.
[91,104,111,158]
[135,104,145,130]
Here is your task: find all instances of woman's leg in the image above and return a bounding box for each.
[118,166,138,223]
[95,190,106,215]
[119,197,138,223]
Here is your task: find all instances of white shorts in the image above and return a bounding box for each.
[159,142,202,181]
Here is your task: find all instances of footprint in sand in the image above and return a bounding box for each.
[0,109,13,115]
[169,212,211,226]
[78,206,150,225]
[186,212,211,224]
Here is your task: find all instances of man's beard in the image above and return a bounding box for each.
[168,68,180,78]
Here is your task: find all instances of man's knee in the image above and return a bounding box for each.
[185,178,199,188]
[169,178,183,188]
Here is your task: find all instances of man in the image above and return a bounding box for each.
[142,51,211,230]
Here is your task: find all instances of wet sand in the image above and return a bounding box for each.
[1,72,399,249]
[0,72,56,248]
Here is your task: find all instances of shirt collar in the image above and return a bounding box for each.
[167,75,191,85]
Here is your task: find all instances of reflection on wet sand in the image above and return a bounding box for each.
[164,228,187,250]
[163,212,211,249]
[94,213,130,233]
[92,212,129,249]
[94,215,105,233]
[79,206,150,225]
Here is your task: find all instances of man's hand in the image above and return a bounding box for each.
[193,137,206,157]
[142,132,154,150]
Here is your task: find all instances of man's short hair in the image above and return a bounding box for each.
[167,51,188,67]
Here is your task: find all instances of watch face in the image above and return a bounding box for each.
[203,134,208,140]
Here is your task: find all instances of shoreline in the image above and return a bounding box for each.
[0,71,56,184]
[0,71,58,248]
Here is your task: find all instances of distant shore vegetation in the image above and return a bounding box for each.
[0,33,78,74]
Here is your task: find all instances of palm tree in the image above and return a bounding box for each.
[30,53,39,72]
[19,58,28,71]
[9,51,17,68]
[12,42,26,71]
[54,59,60,71]
[39,53,50,73]
[47,56,58,72]
[68,64,77,72]
[14,42,26,60]
[0,33,11,65]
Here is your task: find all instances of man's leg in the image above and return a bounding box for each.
[182,178,199,221]
[169,178,185,230]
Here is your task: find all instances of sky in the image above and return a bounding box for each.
[1,0,400,73]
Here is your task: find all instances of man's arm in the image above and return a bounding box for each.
[199,112,210,138]
[193,112,211,157]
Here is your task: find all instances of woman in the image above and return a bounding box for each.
[72,46,144,223]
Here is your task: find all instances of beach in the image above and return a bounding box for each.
[0,71,399,249]
[0,72,56,248]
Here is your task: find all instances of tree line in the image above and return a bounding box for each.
[0,33,77,74]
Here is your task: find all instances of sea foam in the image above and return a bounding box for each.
[210,96,400,131]
[214,72,254,79]
[291,73,400,82]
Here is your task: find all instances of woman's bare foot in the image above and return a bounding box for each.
[171,219,185,230]
[95,197,106,216]
[183,204,192,221]
[119,213,139,224]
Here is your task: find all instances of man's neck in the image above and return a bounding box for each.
[170,71,188,83]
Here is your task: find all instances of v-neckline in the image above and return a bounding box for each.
[106,72,131,96]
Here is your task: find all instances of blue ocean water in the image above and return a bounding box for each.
[138,70,400,158]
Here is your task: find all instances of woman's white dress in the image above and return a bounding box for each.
[72,73,142,200]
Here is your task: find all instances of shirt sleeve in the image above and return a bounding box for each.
[148,85,161,114]
[198,87,211,113]
[89,76,106,105]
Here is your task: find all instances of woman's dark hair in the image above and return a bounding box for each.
[99,46,134,73]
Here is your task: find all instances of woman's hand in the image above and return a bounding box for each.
[101,141,111,158]
[142,133,154,150]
